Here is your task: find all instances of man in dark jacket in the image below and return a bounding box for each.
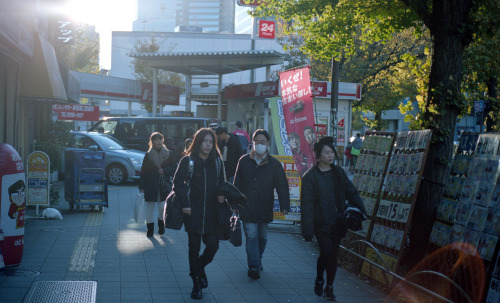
[233,129,290,279]
[216,126,243,181]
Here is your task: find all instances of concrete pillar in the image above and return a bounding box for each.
[152,68,158,117]
[185,74,192,113]
[265,65,270,81]
[128,101,132,116]
[217,73,222,121]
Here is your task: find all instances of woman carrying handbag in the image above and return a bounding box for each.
[139,132,176,237]
[301,137,366,300]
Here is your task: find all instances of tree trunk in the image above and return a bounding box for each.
[403,0,474,269]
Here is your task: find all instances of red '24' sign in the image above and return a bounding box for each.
[258,20,275,39]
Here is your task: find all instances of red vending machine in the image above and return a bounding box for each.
[0,144,26,268]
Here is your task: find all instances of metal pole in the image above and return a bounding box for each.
[185,74,192,113]
[217,73,222,121]
[152,68,158,117]
[330,58,339,148]
[250,11,256,83]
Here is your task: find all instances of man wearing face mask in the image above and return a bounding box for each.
[233,129,290,279]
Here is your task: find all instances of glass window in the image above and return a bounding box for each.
[189,2,220,7]
[189,15,219,20]
[190,8,220,13]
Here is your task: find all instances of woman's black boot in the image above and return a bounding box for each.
[158,219,165,235]
[146,223,154,237]
[190,275,203,299]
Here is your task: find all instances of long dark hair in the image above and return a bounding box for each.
[186,128,221,160]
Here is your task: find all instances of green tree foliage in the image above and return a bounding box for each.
[131,38,185,113]
[462,0,500,131]
[53,24,100,74]
[254,0,491,269]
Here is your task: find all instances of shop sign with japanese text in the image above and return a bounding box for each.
[27,152,50,206]
[52,104,99,121]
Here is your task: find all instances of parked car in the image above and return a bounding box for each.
[88,116,220,151]
[63,131,145,185]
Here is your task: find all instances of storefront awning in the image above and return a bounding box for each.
[20,34,67,103]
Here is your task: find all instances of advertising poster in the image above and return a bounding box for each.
[27,151,50,206]
[273,155,301,221]
[279,67,317,177]
[0,144,26,266]
[269,97,292,157]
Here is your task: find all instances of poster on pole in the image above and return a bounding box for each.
[269,97,292,157]
[279,67,317,177]
[27,151,50,206]
[273,155,301,221]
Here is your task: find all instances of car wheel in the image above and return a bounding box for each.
[107,164,127,185]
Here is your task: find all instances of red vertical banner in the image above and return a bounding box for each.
[279,67,317,177]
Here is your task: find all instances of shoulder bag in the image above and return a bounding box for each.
[163,157,194,230]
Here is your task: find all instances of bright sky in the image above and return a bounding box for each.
[64,0,137,70]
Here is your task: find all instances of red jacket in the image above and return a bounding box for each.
[344,147,353,160]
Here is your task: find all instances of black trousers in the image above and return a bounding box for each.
[187,231,219,277]
[314,221,347,285]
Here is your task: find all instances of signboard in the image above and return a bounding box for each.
[27,151,50,206]
[337,118,345,144]
[273,155,300,221]
[52,104,99,121]
[258,20,275,39]
[279,67,317,177]
[237,0,264,7]
[269,97,292,157]
[141,82,180,105]
[474,100,485,112]
[55,19,74,45]
[224,81,279,99]
[376,200,412,223]
[312,81,328,97]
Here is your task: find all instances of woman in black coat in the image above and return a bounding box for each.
[300,137,366,300]
[139,132,176,237]
[172,128,226,300]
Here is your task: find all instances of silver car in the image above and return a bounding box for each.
[65,131,145,185]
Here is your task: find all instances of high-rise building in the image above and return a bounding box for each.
[234,3,251,34]
[133,0,178,32]
[133,0,235,33]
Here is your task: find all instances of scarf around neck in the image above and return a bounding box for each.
[148,145,170,168]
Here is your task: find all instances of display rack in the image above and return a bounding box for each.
[360,130,433,283]
[430,133,500,263]
[351,131,396,238]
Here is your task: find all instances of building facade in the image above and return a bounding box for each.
[133,0,236,33]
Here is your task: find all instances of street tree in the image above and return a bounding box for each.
[53,24,100,74]
[131,38,184,113]
[253,0,488,267]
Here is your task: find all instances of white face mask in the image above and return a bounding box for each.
[254,144,267,155]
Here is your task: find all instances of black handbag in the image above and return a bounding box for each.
[163,191,184,230]
[163,157,194,230]
[159,174,173,197]
[229,211,242,247]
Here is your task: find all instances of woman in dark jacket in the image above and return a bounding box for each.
[139,132,176,237]
[301,137,366,300]
[172,128,226,300]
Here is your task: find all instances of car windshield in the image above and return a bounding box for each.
[93,134,128,151]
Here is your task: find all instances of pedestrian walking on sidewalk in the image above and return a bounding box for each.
[139,132,177,237]
[216,126,243,182]
[300,137,366,300]
[233,129,290,280]
[344,141,354,173]
[173,128,226,299]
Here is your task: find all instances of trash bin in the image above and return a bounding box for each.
[0,144,26,268]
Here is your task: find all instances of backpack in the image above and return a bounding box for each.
[236,134,250,154]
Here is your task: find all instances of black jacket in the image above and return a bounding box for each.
[300,165,366,239]
[219,133,243,179]
[173,155,225,235]
[233,152,290,223]
[138,150,176,202]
